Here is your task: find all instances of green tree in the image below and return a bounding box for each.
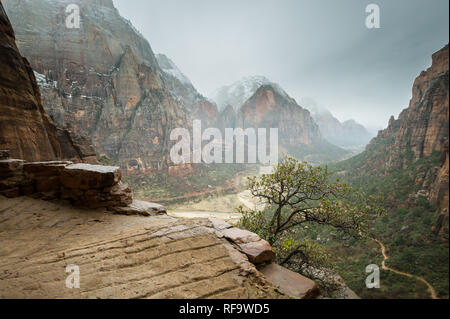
[238,157,383,273]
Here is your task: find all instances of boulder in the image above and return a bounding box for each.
[75,183,132,209]
[221,228,261,244]
[259,263,320,299]
[61,164,121,190]
[239,240,276,264]
[208,218,232,231]
[111,200,167,216]
[221,227,275,264]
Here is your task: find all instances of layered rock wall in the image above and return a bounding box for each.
[3,0,191,175]
[0,157,134,210]
[0,1,96,162]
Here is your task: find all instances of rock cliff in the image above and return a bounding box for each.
[212,77,348,163]
[236,85,348,163]
[301,98,374,148]
[156,54,219,127]
[336,44,449,239]
[375,45,449,167]
[0,1,95,162]
[3,0,191,175]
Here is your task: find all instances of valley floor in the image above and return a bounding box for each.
[374,239,438,299]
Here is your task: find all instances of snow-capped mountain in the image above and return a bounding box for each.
[156,54,219,126]
[156,54,193,86]
[211,75,290,112]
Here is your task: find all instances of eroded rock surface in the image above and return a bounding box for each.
[3,0,191,175]
[236,85,347,162]
[111,200,167,216]
[0,196,285,299]
[0,2,95,163]
[220,228,276,265]
[259,263,320,299]
[0,160,137,210]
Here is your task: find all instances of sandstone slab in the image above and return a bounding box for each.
[112,200,167,216]
[259,263,320,299]
[221,228,261,244]
[209,218,232,231]
[239,240,276,264]
[221,228,275,265]
[23,161,72,176]
[61,164,121,190]
[0,196,286,299]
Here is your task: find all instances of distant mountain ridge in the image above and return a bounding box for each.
[300,98,374,148]
[233,84,348,163]
[212,75,290,113]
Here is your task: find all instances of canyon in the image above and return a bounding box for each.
[4,0,350,170]
[0,2,95,163]
[0,0,448,301]
[0,0,322,299]
[3,0,192,176]
[337,44,449,239]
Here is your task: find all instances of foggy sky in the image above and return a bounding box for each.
[113,0,448,130]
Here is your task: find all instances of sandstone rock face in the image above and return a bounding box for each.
[431,140,449,240]
[367,45,448,209]
[259,263,320,299]
[111,200,167,216]
[0,159,138,210]
[0,2,94,163]
[0,197,287,299]
[156,53,219,127]
[3,0,191,175]
[375,45,449,166]
[220,227,276,264]
[337,44,449,238]
[236,85,347,162]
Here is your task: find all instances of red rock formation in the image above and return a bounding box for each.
[3,0,191,175]
[191,99,219,127]
[236,85,346,162]
[338,44,449,238]
[259,263,320,299]
[431,139,449,239]
[156,54,219,127]
[0,1,95,163]
[376,45,449,165]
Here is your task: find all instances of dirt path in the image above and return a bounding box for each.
[374,239,439,299]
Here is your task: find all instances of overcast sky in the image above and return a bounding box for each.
[113,0,448,130]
